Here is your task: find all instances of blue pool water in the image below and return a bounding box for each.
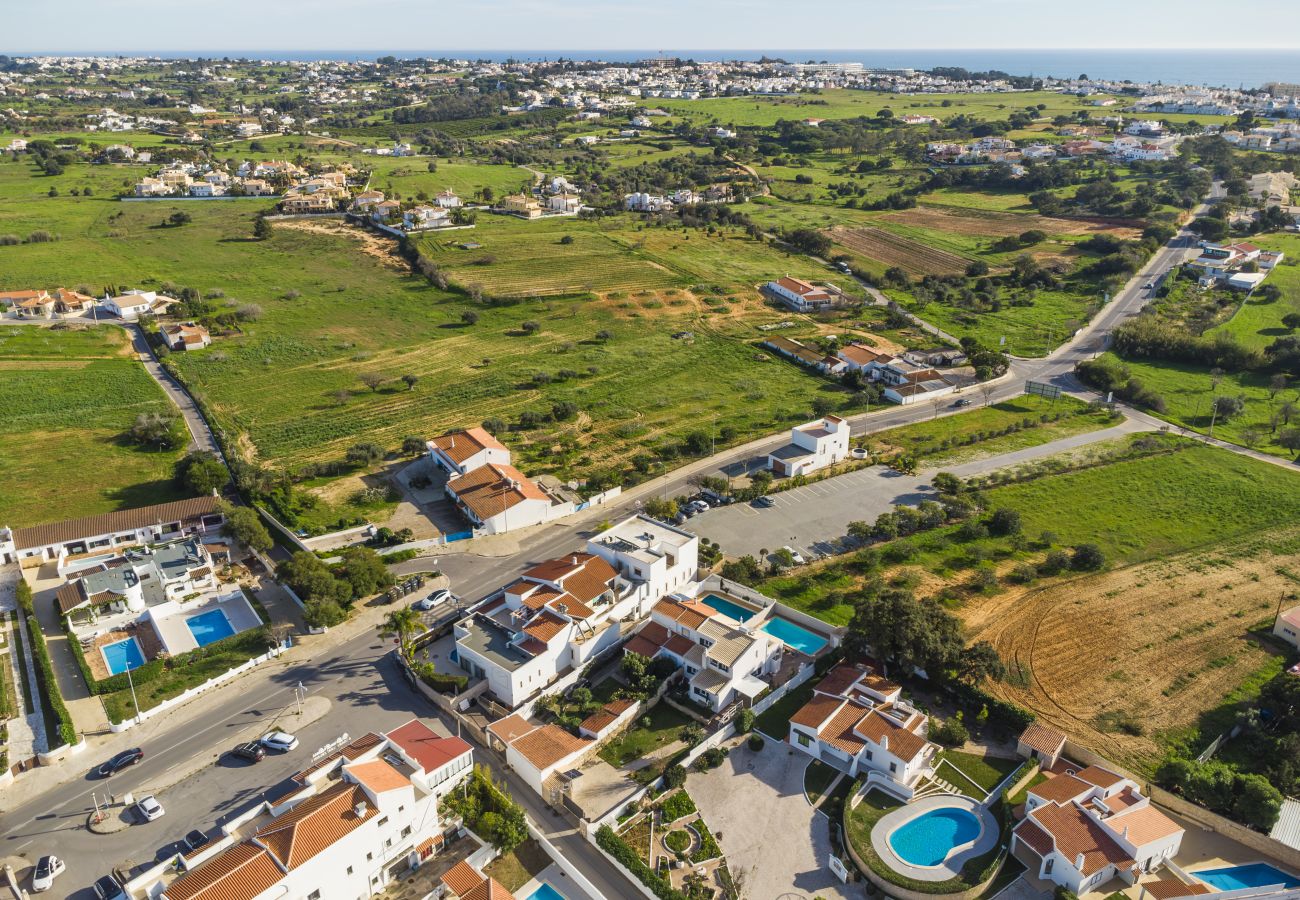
[1195,864,1300,891]
[700,593,757,622]
[761,616,828,655]
[186,609,235,647]
[525,885,567,900]
[888,807,982,867]
[101,637,146,676]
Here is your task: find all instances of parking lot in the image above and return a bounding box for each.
[691,466,933,561]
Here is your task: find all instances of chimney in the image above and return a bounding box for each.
[1075,853,1085,871]
[571,555,578,566]
[880,735,888,751]
[354,800,368,818]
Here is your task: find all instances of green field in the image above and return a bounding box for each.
[1210,235,1300,350]
[890,285,1100,357]
[0,325,188,527]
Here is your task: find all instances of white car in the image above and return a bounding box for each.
[416,589,452,611]
[781,546,806,566]
[260,731,299,752]
[31,855,64,892]
[136,795,165,822]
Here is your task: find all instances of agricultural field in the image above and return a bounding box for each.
[830,224,971,276]
[0,324,188,527]
[891,284,1101,357]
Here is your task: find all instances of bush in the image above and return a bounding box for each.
[1038,550,1071,576]
[413,662,469,694]
[662,763,687,789]
[748,733,765,751]
[24,613,77,747]
[1070,543,1105,571]
[930,714,970,747]
[736,708,755,734]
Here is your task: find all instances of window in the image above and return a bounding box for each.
[889,762,897,773]
[309,892,321,900]
[377,816,389,827]
[1045,859,1054,875]
[347,867,353,876]
[865,750,873,761]
[401,825,412,838]
[366,852,373,861]
[796,732,811,748]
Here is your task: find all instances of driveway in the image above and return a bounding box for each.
[688,740,856,900]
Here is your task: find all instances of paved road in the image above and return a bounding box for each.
[127,325,224,461]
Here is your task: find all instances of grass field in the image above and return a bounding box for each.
[1209,235,1300,350]
[597,701,694,767]
[0,325,188,527]
[890,284,1100,357]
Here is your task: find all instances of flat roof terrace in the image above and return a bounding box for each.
[458,614,533,672]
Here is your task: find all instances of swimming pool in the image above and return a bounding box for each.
[1194,863,1300,891]
[186,609,235,647]
[524,884,567,900]
[101,637,146,676]
[700,593,757,623]
[888,807,982,867]
[761,616,828,655]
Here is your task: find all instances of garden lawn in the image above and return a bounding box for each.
[889,285,1101,358]
[1209,236,1300,351]
[754,676,818,735]
[936,750,1021,793]
[0,324,188,527]
[482,839,551,893]
[804,759,840,804]
[597,701,694,768]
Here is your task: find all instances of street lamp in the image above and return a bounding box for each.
[126,663,142,725]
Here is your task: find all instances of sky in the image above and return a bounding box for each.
[7,0,1300,53]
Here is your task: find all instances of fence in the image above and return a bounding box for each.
[751,660,815,717]
[1196,725,1241,763]
[107,642,288,733]
[254,504,310,553]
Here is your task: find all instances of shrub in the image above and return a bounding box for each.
[595,826,687,900]
[24,613,77,747]
[930,714,970,747]
[736,708,755,734]
[1038,550,1071,576]
[748,733,765,751]
[662,763,687,789]
[1070,543,1105,571]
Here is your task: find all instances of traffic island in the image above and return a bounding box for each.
[87,803,135,835]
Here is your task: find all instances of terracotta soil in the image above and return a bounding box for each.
[882,206,1144,240]
[828,225,970,277]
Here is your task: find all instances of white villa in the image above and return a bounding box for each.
[105,289,171,321]
[160,720,473,900]
[835,343,959,404]
[1274,604,1300,651]
[787,661,938,786]
[1013,766,1184,895]
[428,427,568,536]
[765,276,839,313]
[768,415,851,477]
[452,515,698,711]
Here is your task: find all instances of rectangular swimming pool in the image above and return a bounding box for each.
[761,616,829,655]
[524,884,566,900]
[101,637,146,676]
[1194,863,1300,891]
[700,593,758,623]
[186,609,235,647]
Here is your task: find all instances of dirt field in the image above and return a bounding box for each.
[964,529,1299,772]
[274,218,407,271]
[829,225,970,276]
[884,206,1144,240]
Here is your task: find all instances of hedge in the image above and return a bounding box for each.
[61,615,168,695]
[943,679,1034,734]
[595,825,688,900]
[23,613,78,748]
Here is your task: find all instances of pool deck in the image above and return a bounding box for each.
[871,794,1001,882]
[517,862,598,900]
[151,590,262,656]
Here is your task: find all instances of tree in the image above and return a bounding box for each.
[1282,313,1300,333]
[1235,774,1284,830]
[957,641,1006,684]
[279,551,352,605]
[845,588,964,675]
[253,216,272,240]
[643,497,678,520]
[220,504,273,553]
[663,764,687,789]
[129,412,184,449]
[988,507,1022,536]
[749,469,773,495]
[1070,543,1105,571]
[345,442,384,466]
[1280,427,1300,461]
[1211,394,1245,422]
[401,373,419,391]
[358,372,387,392]
[177,450,227,494]
[380,607,422,659]
[931,472,962,494]
[168,211,192,227]
[401,435,427,456]
[461,309,479,325]
[965,260,989,277]
[520,320,540,335]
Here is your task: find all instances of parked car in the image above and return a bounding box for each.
[752,496,775,508]
[93,875,127,900]
[688,500,710,514]
[416,588,453,611]
[183,830,210,852]
[1144,281,1155,290]
[135,795,165,822]
[781,546,806,566]
[700,489,733,505]
[231,741,265,763]
[952,397,972,408]
[837,262,852,274]
[850,447,868,459]
[96,748,144,777]
[260,731,299,752]
[31,855,65,892]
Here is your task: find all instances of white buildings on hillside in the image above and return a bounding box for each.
[452,515,698,711]
[765,276,839,312]
[427,427,563,535]
[105,289,171,320]
[1012,766,1184,895]
[160,721,473,900]
[1274,604,1300,651]
[768,415,851,477]
[787,661,938,786]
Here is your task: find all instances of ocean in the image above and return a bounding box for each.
[111,48,1300,89]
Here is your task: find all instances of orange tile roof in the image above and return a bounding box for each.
[1030,773,1092,806]
[1109,804,1182,847]
[509,723,591,772]
[487,714,535,745]
[448,462,548,522]
[838,344,885,366]
[816,663,867,697]
[652,597,714,630]
[1094,787,1141,816]
[345,759,410,794]
[164,842,283,900]
[1141,879,1211,899]
[1013,818,1054,858]
[254,782,375,870]
[517,583,564,609]
[853,708,929,762]
[1019,723,1066,757]
[663,634,696,656]
[522,553,617,604]
[624,634,665,658]
[386,719,472,774]
[13,496,222,551]
[462,877,516,900]
[441,860,486,896]
[1076,765,1125,789]
[523,610,568,643]
[1028,801,1135,876]
[580,699,636,734]
[819,702,869,755]
[790,693,842,730]
[548,593,596,620]
[429,427,506,466]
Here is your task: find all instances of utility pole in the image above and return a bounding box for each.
[126,664,142,725]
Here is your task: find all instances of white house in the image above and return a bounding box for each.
[427,427,512,477]
[55,537,217,628]
[104,289,162,321]
[487,715,593,796]
[1017,722,1068,769]
[768,415,851,477]
[445,462,554,535]
[1012,766,1184,895]
[403,205,449,231]
[161,720,472,900]
[787,661,937,785]
[584,514,699,608]
[765,276,838,313]
[161,322,212,351]
[0,496,226,567]
[1274,605,1300,650]
[434,189,462,208]
[188,181,226,197]
[548,192,582,213]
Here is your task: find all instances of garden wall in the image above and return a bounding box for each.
[845,822,1005,900]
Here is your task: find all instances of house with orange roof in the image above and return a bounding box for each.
[485,716,594,795]
[428,426,566,535]
[427,427,512,477]
[160,718,471,900]
[161,322,212,351]
[1012,764,1184,895]
[1273,604,1300,651]
[440,858,517,900]
[1017,722,1068,768]
[764,276,840,312]
[786,661,937,786]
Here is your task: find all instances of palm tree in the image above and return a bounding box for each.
[380,608,422,660]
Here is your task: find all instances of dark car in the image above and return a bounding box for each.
[752,496,775,508]
[183,829,210,853]
[231,741,266,763]
[93,874,126,900]
[96,748,144,777]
